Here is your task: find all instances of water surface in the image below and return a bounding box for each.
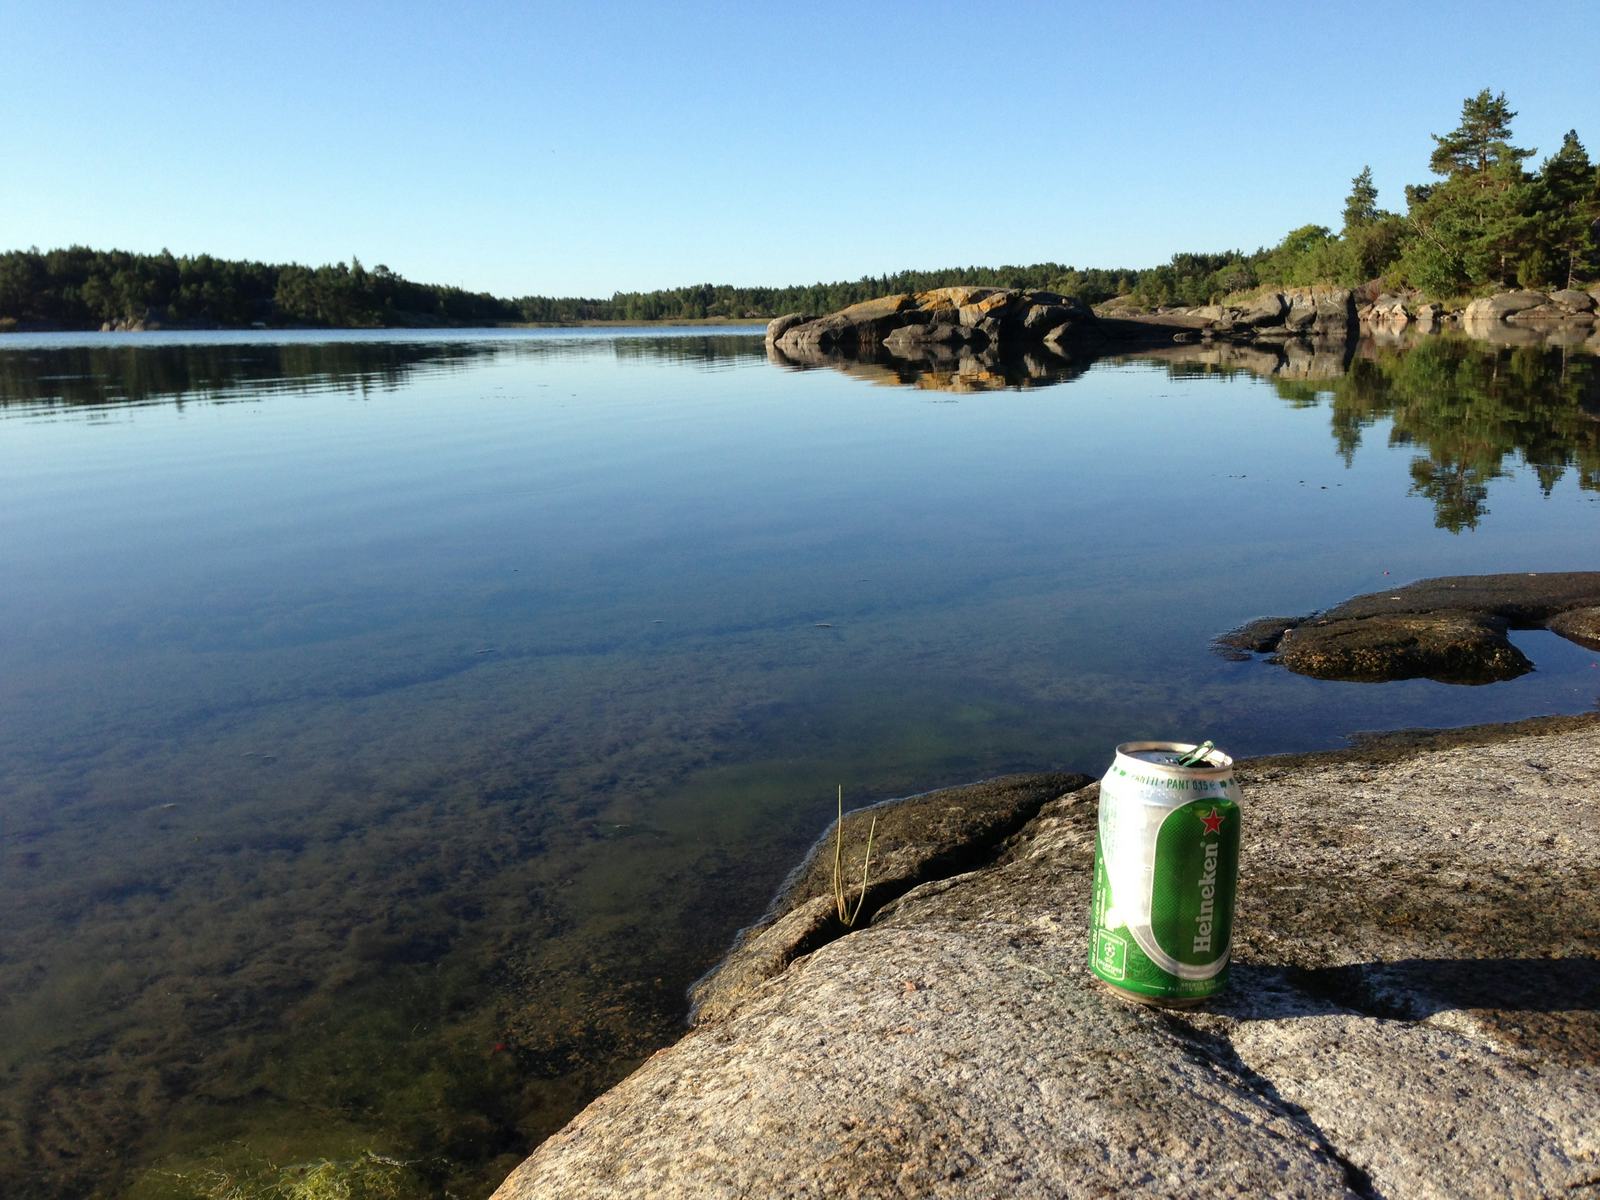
[2,328,1597,1198]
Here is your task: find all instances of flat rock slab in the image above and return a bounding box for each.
[1549,606,1600,649]
[493,715,1600,1199]
[1218,572,1600,683]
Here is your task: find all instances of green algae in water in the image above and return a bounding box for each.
[131,1151,420,1200]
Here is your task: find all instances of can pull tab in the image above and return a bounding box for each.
[1174,740,1215,767]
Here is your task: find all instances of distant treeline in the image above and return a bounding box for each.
[1126,90,1599,308]
[0,247,1140,330]
[0,250,521,330]
[591,265,1142,323]
[3,90,1595,332]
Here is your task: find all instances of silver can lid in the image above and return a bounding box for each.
[1115,740,1235,777]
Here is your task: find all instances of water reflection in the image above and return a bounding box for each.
[1293,338,1600,532]
[777,332,1600,531]
[611,334,767,370]
[0,333,770,414]
[0,340,493,412]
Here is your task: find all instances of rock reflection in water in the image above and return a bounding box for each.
[776,330,1600,533]
[766,339,1092,393]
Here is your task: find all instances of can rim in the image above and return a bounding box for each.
[1114,740,1235,777]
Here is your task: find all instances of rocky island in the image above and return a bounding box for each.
[761,284,1600,397]
[763,284,1364,367]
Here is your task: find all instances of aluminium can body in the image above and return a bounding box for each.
[1088,741,1241,1006]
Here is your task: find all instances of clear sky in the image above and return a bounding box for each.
[3,1,1596,298]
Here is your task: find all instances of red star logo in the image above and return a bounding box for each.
[1199,808,1224,835]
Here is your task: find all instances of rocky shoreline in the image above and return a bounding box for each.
[1127,282,1600,344]
[764,285,1600,384]
[492,706,1600,1199]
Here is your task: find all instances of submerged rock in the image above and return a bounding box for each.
[492,715,1600,1199]
[1278,611,1529,683]
[1220,571,1600,683]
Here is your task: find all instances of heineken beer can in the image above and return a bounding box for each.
[1088,741,1241,1006]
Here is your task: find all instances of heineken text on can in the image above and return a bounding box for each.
[1088,741,1241,1006]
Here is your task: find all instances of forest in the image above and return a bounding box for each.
[1,91,1595,331]
[1125,90,1598,308]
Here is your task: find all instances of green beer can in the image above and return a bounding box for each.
[1088,741,1241,1006]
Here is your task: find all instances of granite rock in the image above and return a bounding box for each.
[689,773,1088,1025]
[1463,291,1549,323]
[494,716,1600,1200]
[1548,288,1597,313]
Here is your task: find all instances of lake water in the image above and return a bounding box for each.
[2,328,1597,1198]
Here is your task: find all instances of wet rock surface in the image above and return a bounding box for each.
[1219,571,1600,683]
[1278,612,1531,684]
[1212,615,1303,658]
[1548,606,1600,649]
[493,714,1600,1199]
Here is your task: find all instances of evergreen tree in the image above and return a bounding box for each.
[1342,166,1380,230]
[1528,130,1600,287]
[1429,89,1533,179]
[1334,166,1406,285]
[1404,90,1539,292]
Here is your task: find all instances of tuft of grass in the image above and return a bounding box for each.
[831,786,878,928]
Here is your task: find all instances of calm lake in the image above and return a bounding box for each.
[2,327,1597,1198]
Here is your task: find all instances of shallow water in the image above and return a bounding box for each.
[1,328,1597,1198]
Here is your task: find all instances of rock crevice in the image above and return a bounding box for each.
[688,773,1088,1026]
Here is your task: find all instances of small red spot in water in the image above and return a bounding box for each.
[490,1041,509,1055]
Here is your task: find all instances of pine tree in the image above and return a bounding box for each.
[1530,130,1600,287]
[1342,166,1379,230]
[1406,91,1540,291]
[1429,89,1534,179]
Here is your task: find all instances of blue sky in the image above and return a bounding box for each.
[3,1,1595,298]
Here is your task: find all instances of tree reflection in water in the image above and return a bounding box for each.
[785,331,1600,533]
